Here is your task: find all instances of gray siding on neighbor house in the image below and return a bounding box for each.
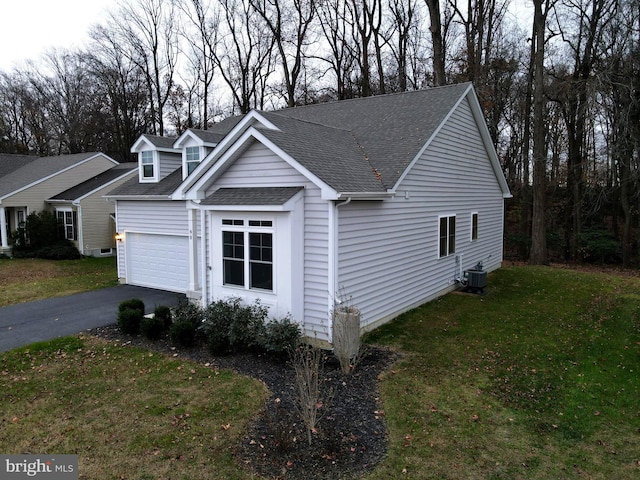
[1,156,115,212]
[210,141,331,340]
[79,174,134,255]
[337,96,505,331]
[115,200,189,279]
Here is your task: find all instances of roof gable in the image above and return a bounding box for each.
[131,134,178,153]
[0,152,117,200]
[48,163,137,202]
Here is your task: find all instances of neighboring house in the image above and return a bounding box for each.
[0,152,121,256]
[47,163,138,256]
[106,83,511,345]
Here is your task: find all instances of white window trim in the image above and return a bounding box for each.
[56,207,76,241]
[438,214,456,258]
[183,146,202,178]
[220,216,276,293]
[470,212,479,242]
[139,150,158,183]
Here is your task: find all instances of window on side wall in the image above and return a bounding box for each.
[222,219,273,291]
[185,146,200,175]
[471,212,478,241]
[439,214,456,258]
[56,209,77,241]
[140,151,155,180]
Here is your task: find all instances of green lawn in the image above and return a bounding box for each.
[1,264,639,479]
[0,257,118,307]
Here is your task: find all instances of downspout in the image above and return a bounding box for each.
[328,196,352,344]
[74,202,83,255]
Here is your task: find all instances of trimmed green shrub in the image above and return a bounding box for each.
[170,301,203,348]
[264,316,301,355]
[118,308,143,335]
[200,300,235,355]
[228,298,268,351]
[154,305,173,329]
[170,320,197,348]
[141,315,164,340]
[119,298,145,315]
[35,241,81,260]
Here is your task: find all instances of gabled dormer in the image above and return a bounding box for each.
[130,134,180,183]
[173,129,226,180]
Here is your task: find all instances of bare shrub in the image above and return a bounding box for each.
[291,345,334,445]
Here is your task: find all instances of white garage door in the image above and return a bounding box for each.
[127,233,189,293]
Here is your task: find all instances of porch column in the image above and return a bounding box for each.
[0,207,8,249]
[187,206,200,296]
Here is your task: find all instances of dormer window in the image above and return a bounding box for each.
[140,150,157,182]
[185,146,201,176]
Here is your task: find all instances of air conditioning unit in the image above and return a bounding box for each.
[464,262,487,293]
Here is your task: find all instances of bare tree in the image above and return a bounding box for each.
[249,0,317,107]
[318,0,359,99]
[214,0,276,113]
[550,0,619,259]
[529,0,555,265]
[109,0,179,136]
[424,0,447,85]
[175,0,219,128]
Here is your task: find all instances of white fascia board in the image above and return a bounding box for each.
[390,84,473,193]
[130,135,154,153]
[131,136,180,154]
[336,192,394,200]
[102,194,172,201]
[465,87,512,199]
[172,111,281,199]
[182,127,337,201]
[174,129,219,149]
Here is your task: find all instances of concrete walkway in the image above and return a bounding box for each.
[0,285,185,353]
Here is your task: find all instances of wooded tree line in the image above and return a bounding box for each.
[0,0,638,266]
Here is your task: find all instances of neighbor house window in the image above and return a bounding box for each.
[222,219,273,291]
[439,215,456,257]
[140,150,155,179]
[471,212,478,241]
[56,209,77,241]
[185,146,201,175]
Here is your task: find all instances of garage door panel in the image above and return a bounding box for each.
[127,233,189,293]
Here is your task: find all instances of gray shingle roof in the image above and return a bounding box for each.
[201,186,303,206]
[0,152,112,198]
[49,163,137,201]
[257,113,386,192]
[270,82,472,190]
[141,134,176,149]
[106,168,184,197]
[0,154,40,177]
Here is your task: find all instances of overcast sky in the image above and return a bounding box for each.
[0,0,113,71]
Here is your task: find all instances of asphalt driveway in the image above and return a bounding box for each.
[0,285,185,353]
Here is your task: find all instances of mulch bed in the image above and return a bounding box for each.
[88,324,397,479]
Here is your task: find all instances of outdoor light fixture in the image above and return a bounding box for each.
[115,232,124,242]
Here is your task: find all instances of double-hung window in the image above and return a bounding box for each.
[56,209,77,241]
[471,212,478,241]
[185,146,200,175]
[439,215,456,258]
[140,151,155,180]
[222,219,273,291]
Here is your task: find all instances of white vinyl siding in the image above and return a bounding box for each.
[337,96,505,332]
[210,141,329,341]
[115,200,191,284]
